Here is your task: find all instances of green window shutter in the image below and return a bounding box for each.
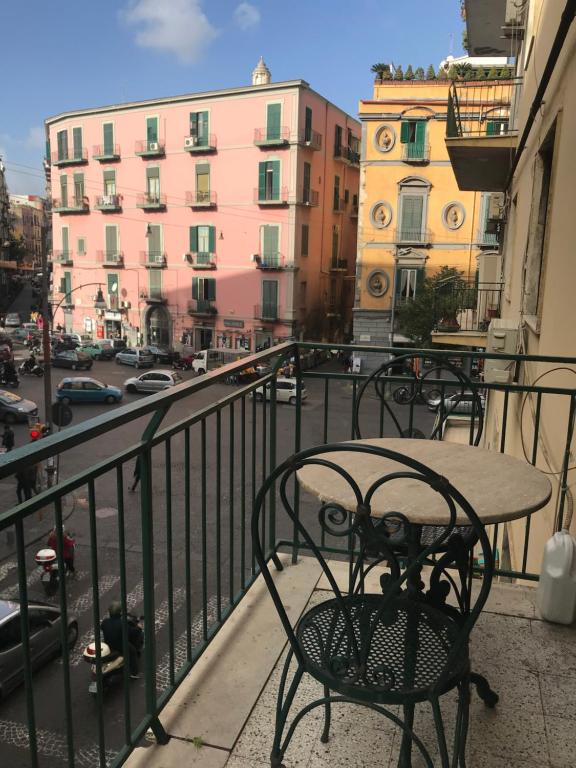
[72,127,82,158]
[263,280,278,314]
[415,121,426,144]
[64,271,71,300]
[400,195,424,238]
[61,227,69,254]
[103,169,115,184]
[146,117,158,143]
[486,121,496,136]
[271,160,280,199]
[149,270,161,298]
[103,123,114,154]
[196,163,210,198]
[258,162,266,199]
[205,278,216,301]
[57,130,68,160]
[301,224,309,256]
[400,121,410,143]
[45,139,51,162]
[105,225,117,254]
[148,224,161,256]
[208,226,216,254]
[73,173,84,202]
[60,176,68,206]
[146,166,160,179]
[77,237,86,255]
[262,225,279,260]
[331,228,339,262]
[107,273,118,295]
[192,277,199,299]
[190,112,199,136]
[415,268,425,294]
[198,111,208,143]
[190,226,198,252]
[59,277,66,294]
[304,107,312,142]
[303,162,311,197]
[266,103,281,140]
[334,125,342,153]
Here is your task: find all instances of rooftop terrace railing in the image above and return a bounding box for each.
[1,341,575,767]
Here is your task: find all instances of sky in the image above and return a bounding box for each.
[0,0,464,196]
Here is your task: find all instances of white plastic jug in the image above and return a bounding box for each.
[537,529,576,625]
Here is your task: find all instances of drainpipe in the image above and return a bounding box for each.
[506,0,576,187]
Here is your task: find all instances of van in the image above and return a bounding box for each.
[252,378,307,406]
[192,349,249,376]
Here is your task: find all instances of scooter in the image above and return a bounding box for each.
[83,616,144,695]
[18,359,44,377]
[35,548,60,596]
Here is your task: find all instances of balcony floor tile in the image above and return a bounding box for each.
[544,714,576,767]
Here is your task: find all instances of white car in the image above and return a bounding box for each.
[428,391,486,415]
[124,370,182,393]
[4,313,21,328]
[115,347,155,368]
[252,377,307,405]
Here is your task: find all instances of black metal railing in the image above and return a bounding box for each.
[93,144,121,160]
[254,126,290,144]
[187,299,217,315]
[140,250,167,266]
[298,129,322,150]
[52,149,88,166]
[185,190,217,206]
[394,227,432,244]
[447,78,522,138]
[433,280,503,333]
[136,193,167,209]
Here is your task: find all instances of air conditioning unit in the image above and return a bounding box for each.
[185,136,198,148]
[148,142,159,151]
[120,300,131,309]
[484,319,519,384]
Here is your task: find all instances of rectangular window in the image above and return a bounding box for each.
[60,175,68,207]
[146,166,160,201]
[344,189,349,204]
[190,111,209,145]
[331,225,339,266]
[266,103,281,141]
[302,161,311,203]
[400,195,424,241]
[396,268,424,300]
[73,173,85,205]
[77,237,86,256]
[146,117,158,149]
[57,130,68,161]
[262,279,278,319]
[61,226,70,257]
[333,175,341,211]
[301,224,309,257]
[261,225,280,267]
[334,124,343,156]
[400,120,426,160]
[192,277,216,304]
[105,225,118,258]
[258,160,281,201]
[147,224,162,263]
[486,119,509,136]
[304,107,312,142]
[62,271,72,303]
[149,269,162,299]
[190,226,215,264]
[479,193,502,245]
[103,123,114,155]
[103,169,116,196]
[196,163,210,201]
[72,127,83,159]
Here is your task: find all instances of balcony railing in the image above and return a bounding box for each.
[187,299,217,316]
[254,303,278,320]
[136,193,167,210]
[296,188,319,206]
[52,197,90,214]
[185,190,217,208]
[254,127,290,146]
[134,139,166,157]
[433,280,503,333]
[254,187,289,205]
[334,145,360,165]
[329,257,348,272]
[183,133,217,152]
[333,197,347,213]
[92,144,121,161]
[97,250,124,267]
[51,149,88,166]
[52,249,73,265]
[0,342,575,768]
[298,129,322,150]
[94,194,122,211]
[475,229,500,247]
[140,250,167,267]
[447,78,521,139]
[394,227,432,245]
[255,253,286,270]
[401,142,430,163]
[186,252,216,269]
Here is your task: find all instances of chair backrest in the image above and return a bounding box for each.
[353,351,484,445]
[252,442,493,698]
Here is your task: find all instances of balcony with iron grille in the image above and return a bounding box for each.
[92,144,121,162]
[134,140,166,158]
[334,145,360,166]
[254,187,289,206]
[401,142,431,163]
[140,250,167,268]
[329,257,348,273]
[254,126,290,147]
[446,78,521,191]
[297,129,322,150]
[52,196,90,215]
[97,250,124,267]
[254,252,289,271]
[295,188,319,207]
[185,252,216,270]
[136,193,167,211]
[0,343,575,768]
[431,278,503,347]
[52,249,73,266]
[51,149,88,167]
[94,194,122,212]
[394,227,433,246]
[254,302,278,321]
[187,299,217,317]
[183,133,217,153]
[185,190,217,209]
[333,197,347,213]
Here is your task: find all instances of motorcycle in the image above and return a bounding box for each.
[172,355,194,371]
[83,616,144,695]
[18,359,44,377]
[34,548,61,596]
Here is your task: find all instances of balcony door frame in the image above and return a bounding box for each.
[397,176,431,242]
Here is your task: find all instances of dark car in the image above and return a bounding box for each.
[0,390,38,423]
[0,599,78,698]
[143,345,178,364]
[51,350,93,371]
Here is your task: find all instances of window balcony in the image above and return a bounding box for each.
[254,187,289,206]
[140,289,167,304]
[254,303,278,321]
[136,193,167,211]
[97,250,124,267]
[254,253,290,271]
[475,230,500,248]
[185,252,217,270]
[52,249,73,266]
[140,250,167,267]
[187,299,217,317]
[333,197,347,213]
[350,204,359,218]
[51,149,88,167]
[94,194,122,212]
[183,133,217,153]
[329,257,348,272]
[394,228,433,246]
[185,190,217,209]
[52,197,90,214]
[432,279,503,344]
[134,139,166,158]
[401,142,430,163]
[297,129,322,150]
[92,144,121,162]
[296,188,319,207]
[254,126,290,147]
[334,145,360,166]
[446,78,521,191]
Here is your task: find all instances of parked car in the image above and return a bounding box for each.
[251,378,307,405]
[102,338,127,351]
[51,350,93,371]
[78,342,115,360]
[124,370,182,394]
[143,345,178,364]
[55,333,83,346]
[0,599,78,698]
[115,348,154,369]
[8,329,29,343]
[427,391,486,415]
[56,377,123,405]
[4,313,21,328]
[0,390,38,423]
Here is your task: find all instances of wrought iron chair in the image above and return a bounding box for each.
[252,443,494,767]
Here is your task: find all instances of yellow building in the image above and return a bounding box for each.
[353,72,506,367]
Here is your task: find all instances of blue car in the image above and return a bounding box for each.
[56,377,123,405]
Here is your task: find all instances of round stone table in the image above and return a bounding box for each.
[297,438,552,527]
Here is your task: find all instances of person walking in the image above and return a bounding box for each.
[2,424,15,452]
[47,527,76,574]
[16,464,37,503]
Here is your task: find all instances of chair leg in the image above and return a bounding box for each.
[270,652,303,768]
[456,679,471,768]
[320,684,331,743]
[470,671,498,708]
[431,698,450,768]
[398,702,415,768]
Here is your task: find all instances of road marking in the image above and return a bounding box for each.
[68,575,119,615]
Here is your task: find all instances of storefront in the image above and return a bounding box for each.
[104,310,122,339]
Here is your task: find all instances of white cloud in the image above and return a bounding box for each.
[121,0,219,64]
[234,3,260,30]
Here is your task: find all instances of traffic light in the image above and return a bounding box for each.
[30,423,50,441]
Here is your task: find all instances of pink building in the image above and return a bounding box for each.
[45,60,360,351]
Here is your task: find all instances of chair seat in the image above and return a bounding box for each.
[296,594,468,704]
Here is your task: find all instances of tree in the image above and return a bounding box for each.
[464,66,476,80]
[415,67,425,80]
[370,62,388,81]
[405,65,415,81]
[500,64,512,79]
[396,267,467,347]
[476,66,487,80]
[447,65,459,80]
[381,64,393,80]
[487,65,499,80]
[426,64,436,80]
[437,67,448,80]
[394,65,404,80]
